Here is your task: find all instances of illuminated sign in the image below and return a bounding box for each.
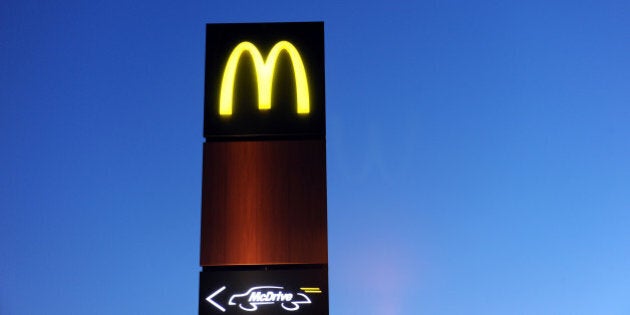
[204,22,325,139]
[200,22,328,315]
[227,285,317,311]
[219,41,310,116]
[199,267,328,315]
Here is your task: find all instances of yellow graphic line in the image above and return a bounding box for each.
[301,287,322,293]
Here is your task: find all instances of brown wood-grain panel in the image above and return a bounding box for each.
[200,140,327,266]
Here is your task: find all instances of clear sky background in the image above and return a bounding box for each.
[1,0,629,314]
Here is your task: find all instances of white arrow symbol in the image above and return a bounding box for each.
[205,286,226,312]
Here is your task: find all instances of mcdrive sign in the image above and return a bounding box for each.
[199,267,328,315]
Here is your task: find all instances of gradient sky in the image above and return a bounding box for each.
[1,0,629,314]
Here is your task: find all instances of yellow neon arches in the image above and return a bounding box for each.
[219,41,310,116]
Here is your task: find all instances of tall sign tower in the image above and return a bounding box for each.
[199,22,328,315]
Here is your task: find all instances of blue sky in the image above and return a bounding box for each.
[1,0,629,314]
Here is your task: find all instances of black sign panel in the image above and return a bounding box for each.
[199,266,328,315]
[204,22,325,140]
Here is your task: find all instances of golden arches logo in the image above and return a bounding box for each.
[219,41,310,116]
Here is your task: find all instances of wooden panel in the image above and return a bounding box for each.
[200,140,327,266]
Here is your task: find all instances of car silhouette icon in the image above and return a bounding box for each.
[228,286,312,311]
